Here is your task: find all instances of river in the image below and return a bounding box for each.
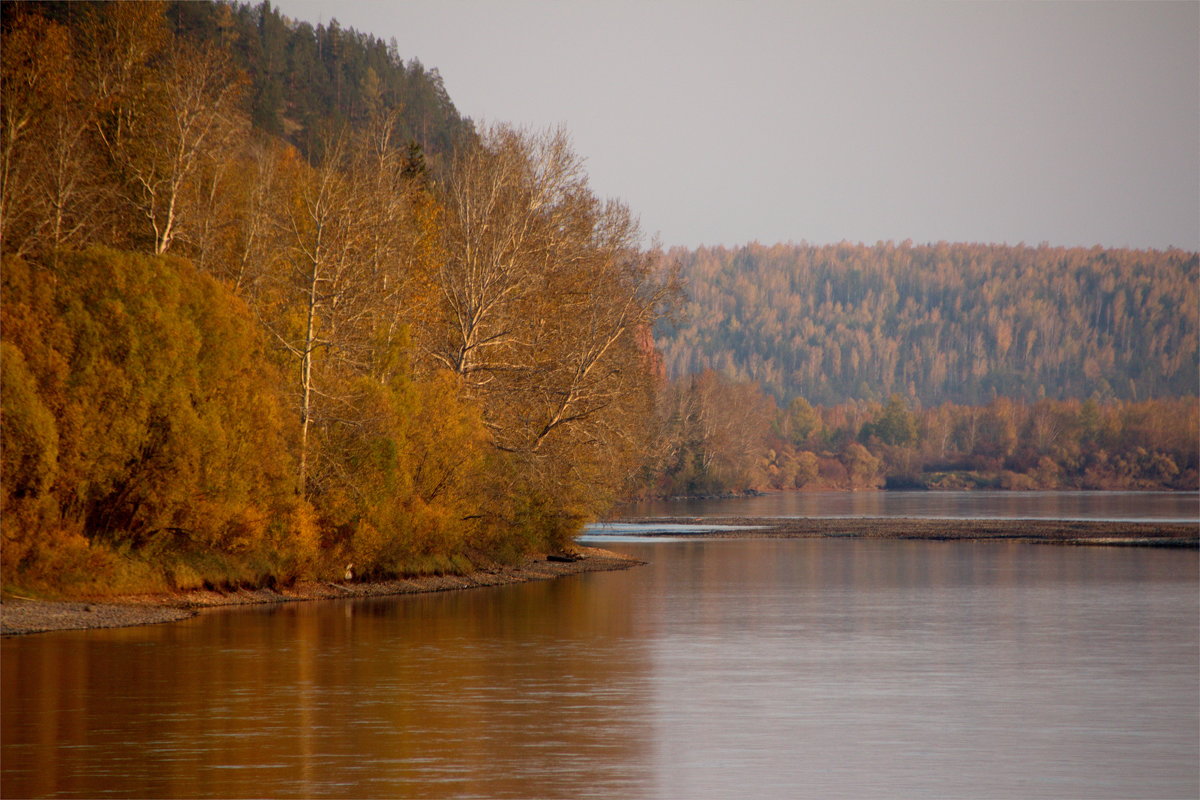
[615,488,1200,523]
[3,493,1198,799]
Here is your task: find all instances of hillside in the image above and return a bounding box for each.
[28,0,475,169]
[1,1,670,595]
[658,242,1198,405]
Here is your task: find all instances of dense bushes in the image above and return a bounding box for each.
[1,250,309,593]
[0,246,637,595]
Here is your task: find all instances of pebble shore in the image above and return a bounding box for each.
[6,519,1194,636]
[1,546,642,636]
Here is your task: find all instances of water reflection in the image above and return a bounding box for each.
[4,539,1197,799]
[631,539,1198,799]
[2,577,655,799]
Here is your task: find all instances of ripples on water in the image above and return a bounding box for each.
[4,580,659,799]
[3,496,1198,799]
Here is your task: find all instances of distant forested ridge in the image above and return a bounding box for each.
[658,242,1198,405]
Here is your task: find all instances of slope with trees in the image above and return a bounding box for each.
[29,0,475,170]
[659,242,1198,405]
[1,2,674,596]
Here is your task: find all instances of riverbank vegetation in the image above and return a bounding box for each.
[2,2,1196,597]
[642,376,1197,495]
[1,2,673,596]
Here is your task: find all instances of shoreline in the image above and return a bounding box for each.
[622,488,1199,504]
[0,546,642,637]
[609,515,1199,547]
[6,517,1195,636]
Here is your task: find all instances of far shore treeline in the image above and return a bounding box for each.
[1,1,1196,597]
[646,376,1196,497]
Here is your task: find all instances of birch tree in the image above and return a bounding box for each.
[267,140,361,492]
[126,42,246,254]
[81,3,246,257]
[432,125,677,523]
[0,10,98,256]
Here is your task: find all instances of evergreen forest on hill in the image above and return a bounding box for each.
[34,0,475,168]
[1,2,1196,598]
[659,242,1198,405]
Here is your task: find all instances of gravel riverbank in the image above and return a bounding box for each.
[6,518,1194,636]
[1,546,642,637]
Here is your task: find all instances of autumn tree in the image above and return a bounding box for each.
[0,8,101,256]
[98,37,248,255]
[1,249,307,593]
[840,442,882,488]
[652,371,776,495]
[429,125,676,543]
[256,135,373,493]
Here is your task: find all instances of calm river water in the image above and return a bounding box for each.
[618,489,1200,523]
[3,493,1198,799]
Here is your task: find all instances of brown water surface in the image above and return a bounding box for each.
[3,537,1197,799]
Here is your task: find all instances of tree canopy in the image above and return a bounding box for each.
[1,2,673,595]
[659,241,1198,405]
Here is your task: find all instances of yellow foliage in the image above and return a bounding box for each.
[285,501,322,579]
[1,24,676,592]
[1,249,301,593]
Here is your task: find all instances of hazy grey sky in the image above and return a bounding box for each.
[271,0,1199,251]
